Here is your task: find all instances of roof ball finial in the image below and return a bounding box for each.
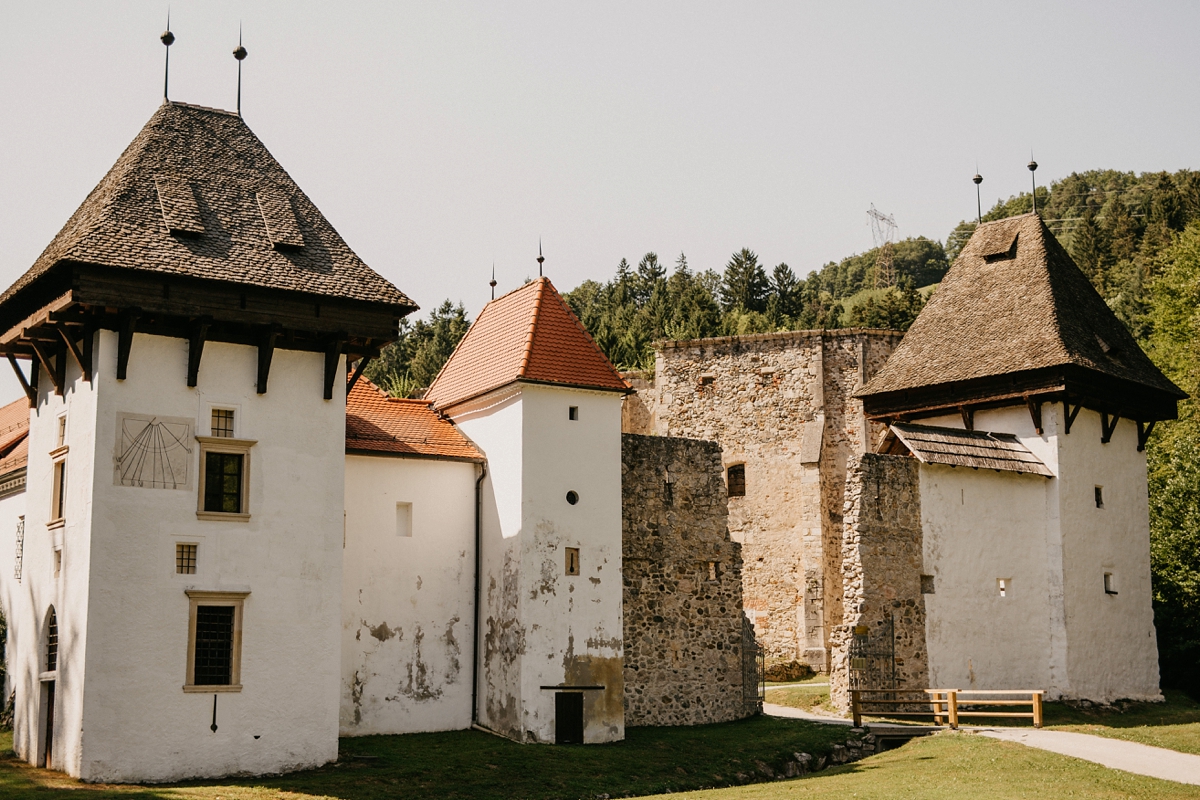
[234,44,248,61]
[537,239,545,277]
[972,173,982,185]
[161,13,174,102]
[1029,152,1039,214]
[161,29,175,46]
[1028,159,1038,173]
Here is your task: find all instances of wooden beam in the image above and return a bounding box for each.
[30,340,62,396]
[7,354,36,407]
[1064,401,1082,435]
[82,318,96,383]
[117,308,141,380]
[1137,420,1156,452]
[55,323,89,383]
[323,335,346,400]
[1025,396,1043,435]
[1101,411,1121,444]
[347,355,371,395]
[257,325,281,394]
[958,406,974,431]
[187,316,212,388]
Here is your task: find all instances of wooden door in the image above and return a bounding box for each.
[555,692,584,744]
[42,681,55,769]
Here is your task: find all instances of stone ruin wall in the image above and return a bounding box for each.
[830,453,929,713]
[625,330,902,673]
[621,433,758,726]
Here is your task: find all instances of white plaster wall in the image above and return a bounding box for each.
[919,463,1055,693]
[1056,409,1161,701]
[341,453,477,735]
[1,353,101,775]
[519,384,624,744]
[446,383,625,744]
[916,403,1159,701]
[74,331,344,782]
[448,386,523,735]
[0,484,27,703]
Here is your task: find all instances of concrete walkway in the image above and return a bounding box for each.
[979,727,1200,786]
[763,703,1200,785]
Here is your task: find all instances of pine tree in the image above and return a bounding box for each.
[719,248,769,312]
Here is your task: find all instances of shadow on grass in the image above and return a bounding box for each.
[1,715,856,800]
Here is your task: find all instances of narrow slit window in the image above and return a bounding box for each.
[46,608,58,672]
[565,547,580,576]
[1094,486,1104,509]
[998,578,1010,598]
[53,548,61,579]
[1104,572,1118,595]
[707,561,718,582]
[56,415,67,448]
[569,406,579,421]
[727,464,746,498]
[396,502,412,538]
[176,543,197,575]
[51,460,67,522]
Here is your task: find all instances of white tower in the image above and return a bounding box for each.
[426,277,630,743]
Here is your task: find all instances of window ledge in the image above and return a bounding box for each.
[39,670,57,682]
[195,436,257,447]
[183,684,242,693]
[196,511,251,523]
[49,444,69,459]
[46,518,65,530]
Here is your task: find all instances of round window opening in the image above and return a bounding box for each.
[566,491,579,505]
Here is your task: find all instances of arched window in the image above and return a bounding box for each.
[46,607,58,672]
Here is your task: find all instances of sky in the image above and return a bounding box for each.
[1,2,1198,401]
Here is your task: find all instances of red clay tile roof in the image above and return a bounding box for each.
[346,378,483,462]
[0,397,29,476]
[425,277,629,409]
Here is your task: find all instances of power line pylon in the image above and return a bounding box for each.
[868,204,898,288]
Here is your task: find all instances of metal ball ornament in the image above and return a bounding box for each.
[161,30,175,46]
[234,45,248,61]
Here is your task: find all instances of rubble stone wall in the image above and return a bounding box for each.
[622,433,757,726]
[830,453,929,713]
[638,330,903,670]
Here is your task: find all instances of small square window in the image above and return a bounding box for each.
[565,547,580,576]
[396,502,412,537]
[921,574,936,594]
[727,464,746,498]
[568,406,579,421]
[1104,572,1118,595]
[212,409,235,438]
[177,543,197,574]
[699,375,715,390]
[998,578,1010,598]
[1095,486,1104,509]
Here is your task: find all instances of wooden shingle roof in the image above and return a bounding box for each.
[346,378,483,462]
[2,102,415,310]
[890,423,1052,477]
[858,214,1184,421]
[425,277,629,410]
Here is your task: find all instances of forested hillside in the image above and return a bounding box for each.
[366,169,1200,694]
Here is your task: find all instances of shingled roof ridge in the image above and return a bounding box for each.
[517,278,550,379]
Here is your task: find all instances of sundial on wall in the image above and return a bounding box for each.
[115,413,193,489]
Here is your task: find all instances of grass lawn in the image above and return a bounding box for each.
[657,732,1198,800]
[0,716,852,800]
[764,685,833,715]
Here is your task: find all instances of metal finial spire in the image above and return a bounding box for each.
[1028,152,1039,214]
[972,169,983,224]
[489,262,497,300]
[537,239,544,277]
[161,11,175,102]
[233,24,248,116]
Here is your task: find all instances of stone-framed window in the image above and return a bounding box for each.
[177,543,198,574]
[196,435,256,521]
[727,464,746,497]
[49,441,68,528]
[184,590,248,692]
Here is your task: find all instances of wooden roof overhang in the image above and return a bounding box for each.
[861,364,1181,452]
[0,261,414,405]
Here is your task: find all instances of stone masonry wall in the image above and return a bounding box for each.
[830,453,928,713]
[622,433,757,726]
[638,330,903,671]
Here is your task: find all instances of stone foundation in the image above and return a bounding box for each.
[621,433,757,725]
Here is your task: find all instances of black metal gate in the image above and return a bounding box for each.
[848,614,895,691]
